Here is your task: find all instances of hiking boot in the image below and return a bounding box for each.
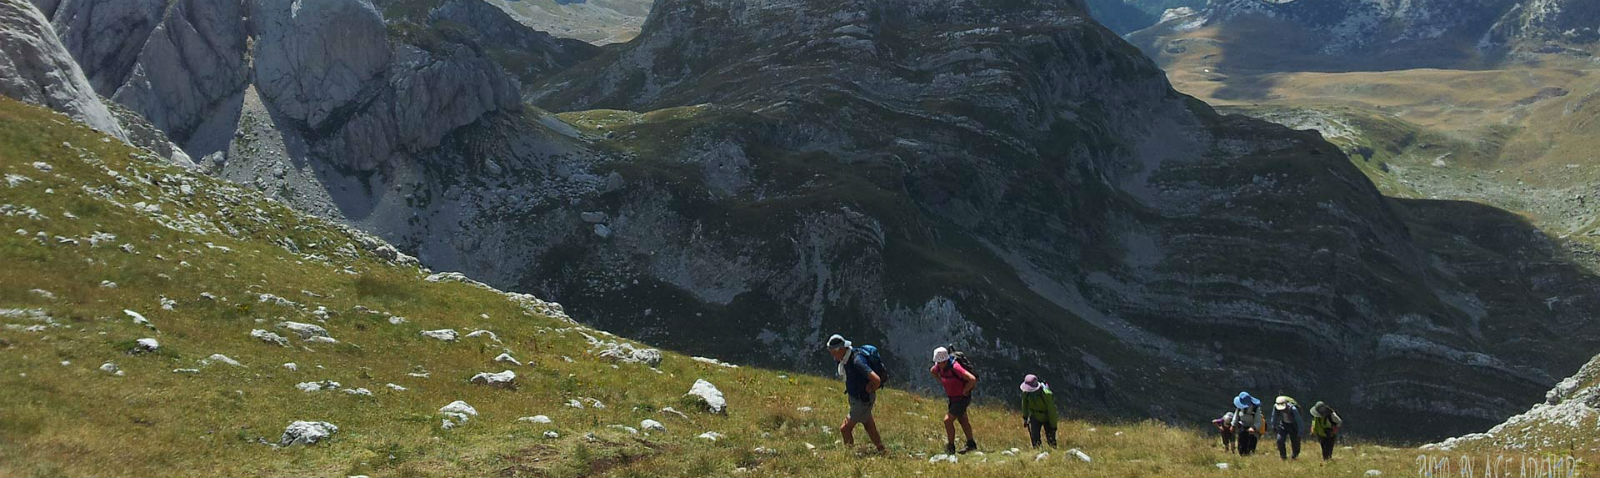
[959,441,978,454]
[944,443,956,455]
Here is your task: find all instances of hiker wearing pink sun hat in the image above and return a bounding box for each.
[1019,374,1058,448]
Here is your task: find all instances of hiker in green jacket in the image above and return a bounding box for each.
[1019,374,1058,448]
[1309,401,1344,461]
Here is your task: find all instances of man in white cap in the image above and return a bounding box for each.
[930,346,978,454]
[828,334,885,454]
[1272,395,1303,460]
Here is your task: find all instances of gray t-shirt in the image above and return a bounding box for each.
[1233,406,1262,432]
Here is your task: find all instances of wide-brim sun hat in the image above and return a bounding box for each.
[1234,392,1259,409]
[932,347,950,363]
[1275,395,1294,411]
[1310,401,1329,418]
[1020,374,1042,392]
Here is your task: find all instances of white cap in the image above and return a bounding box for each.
[932,347,950,363]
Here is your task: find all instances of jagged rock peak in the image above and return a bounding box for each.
[251,0,392,132]
[0,0,127,140]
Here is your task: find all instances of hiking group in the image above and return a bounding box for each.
[826,334,1057,455]
[824,333,1344,462]
[1215,392,1345,461]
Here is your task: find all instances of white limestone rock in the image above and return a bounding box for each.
[131,337,159,353]
[493,353,522,366]
[469,370,516,388]
[203,354,243,367]
[297,380,340,392]
[519,415,552,424]
[125,309,153,329]
[439,400,478,428]
[465,329,500,342]
[279,421,338,446]
[692,356,738,368]
[421,329,458,342]
[685,379,726,414]
[278,321,330,341]
[251,329,289,346]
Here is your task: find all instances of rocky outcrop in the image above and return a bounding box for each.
[110,0,249,158]
[0,0,126,139]
[1487,0,1600,47]
[1425,353,1600,451]
[316,42,523,171]
[44,0,167,94]
[104,101,196,167]
[24,0,585,172]
[279,421,338,446]
[251,0,391,134]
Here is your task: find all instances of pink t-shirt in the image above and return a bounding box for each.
[935,360,971,397]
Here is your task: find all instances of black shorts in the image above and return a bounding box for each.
[947,396,972,417]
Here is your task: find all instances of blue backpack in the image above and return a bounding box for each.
[857,345,889,384]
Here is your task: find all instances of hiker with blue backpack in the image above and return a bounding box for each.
[828,334,887,454]
[930,346,979,454]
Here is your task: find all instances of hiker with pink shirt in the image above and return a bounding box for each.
[930,346,978,454]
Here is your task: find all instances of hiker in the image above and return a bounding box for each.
[1309,401,1343,461]
[1232,392,1264,456]
[1212,411,1236,452]
[1019,374,1058,448]
[1272,395,1303,460]
[930,346,978,454]
[827,334,886,453]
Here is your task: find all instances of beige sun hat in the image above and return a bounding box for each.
[1274,395,1297,411]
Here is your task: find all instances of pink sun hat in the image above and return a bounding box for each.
[1020,374,1043,392]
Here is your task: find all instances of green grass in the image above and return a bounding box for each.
[0,97,1588,476]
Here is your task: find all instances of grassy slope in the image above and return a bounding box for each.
[482,0,648,45]
[0,99,1568,477]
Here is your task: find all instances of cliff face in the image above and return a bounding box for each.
[0,0,125,140]
[26,0,596,165]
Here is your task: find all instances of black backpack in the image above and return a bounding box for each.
[944,345,977,380]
